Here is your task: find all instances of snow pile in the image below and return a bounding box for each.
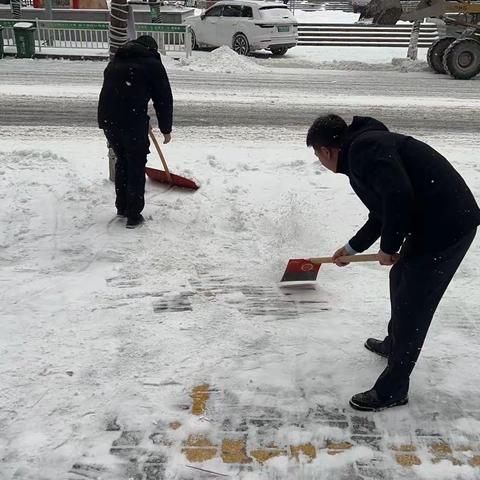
[391,57,430,72]
[258,54,429,72]
[178,46,265,73]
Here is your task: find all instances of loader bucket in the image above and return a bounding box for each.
[359,0,404,25]
[359,0,451,25]
[399,0,451,22]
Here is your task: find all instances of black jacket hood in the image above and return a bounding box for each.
[115,40,161,60]
[337,116,389,175]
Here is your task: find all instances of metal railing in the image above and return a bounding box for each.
[1,18,438,51]
[298,22,438,46]
[0,19,192,55]
[1,22,15,46]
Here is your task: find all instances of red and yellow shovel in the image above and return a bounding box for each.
[145,127,199,190]
[281,254,379,282]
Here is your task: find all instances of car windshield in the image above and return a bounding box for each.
[258,6,294,20]
[205,4,223,16]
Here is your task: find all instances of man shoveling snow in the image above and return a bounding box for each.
[306,114,480,411]
[98,35,173,229]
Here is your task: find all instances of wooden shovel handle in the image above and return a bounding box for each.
[148,126,173,184]
[309,254,379,265]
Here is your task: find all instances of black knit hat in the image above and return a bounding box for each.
[134,35,158,51]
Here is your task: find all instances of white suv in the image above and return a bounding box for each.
[184,0,298,55]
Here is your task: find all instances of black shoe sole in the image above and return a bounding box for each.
[349,396,408,412]
[364,340,389,358]
[126,222,144,229]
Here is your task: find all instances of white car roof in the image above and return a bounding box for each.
[213,0,289,7]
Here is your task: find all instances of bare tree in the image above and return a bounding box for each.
[11,0,22,18]
[107,0,129,181]
[407,20,422,60]
[109,0,129,57]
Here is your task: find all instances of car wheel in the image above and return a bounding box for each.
[191,30,198,50]
[443,37,480,80]
[427,37,456,74]
[232,33,250,56]
[270,47,288,56]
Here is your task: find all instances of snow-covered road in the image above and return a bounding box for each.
[1,50,480,480]
[1,57,480,132]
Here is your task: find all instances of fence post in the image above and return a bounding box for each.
[36,17,41,51]
[185,25,191,57]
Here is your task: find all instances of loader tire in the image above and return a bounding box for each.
[427,37,456,74]
[443,38,480,79]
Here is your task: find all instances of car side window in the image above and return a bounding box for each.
[222,4,242,17]
[241,5,253,17]
[205,4,223,16]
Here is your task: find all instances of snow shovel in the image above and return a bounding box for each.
[145,128,199,190]
[281,253,379,282]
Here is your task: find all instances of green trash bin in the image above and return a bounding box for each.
[0,26,4,59]
[13,22,36,58]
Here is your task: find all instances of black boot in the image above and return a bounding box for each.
[349,388,408,412]
[364,338,390,358]
[126,214,145,229]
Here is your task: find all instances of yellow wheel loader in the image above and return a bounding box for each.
[361,0,480,78]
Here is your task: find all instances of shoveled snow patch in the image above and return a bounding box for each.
[1,125,480,479]
[178,46,265,73]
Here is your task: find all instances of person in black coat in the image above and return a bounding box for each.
[98,35,173,228]
[306,114,480,411]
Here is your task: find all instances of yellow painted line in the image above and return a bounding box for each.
[430,443,453,456]
[191,384,210,416]
[221,439,252,464]
[183,435,217,462]
[469,456,480,467]
[250,448,287,464]
[327,441,353,455]
[390,444,417,452]
[180,386,480,468]
[290,443,317,462]
[395,454,422,467]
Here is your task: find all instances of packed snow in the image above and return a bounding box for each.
[178,45,266,73]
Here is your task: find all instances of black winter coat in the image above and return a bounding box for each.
[338,117,480,255]
[98,41,173,133]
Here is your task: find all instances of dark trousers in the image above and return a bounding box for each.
[374,228,477,398]
[104,127,150,219]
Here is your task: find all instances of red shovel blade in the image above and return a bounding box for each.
[281,259,321,282]
[145,167,199,190]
